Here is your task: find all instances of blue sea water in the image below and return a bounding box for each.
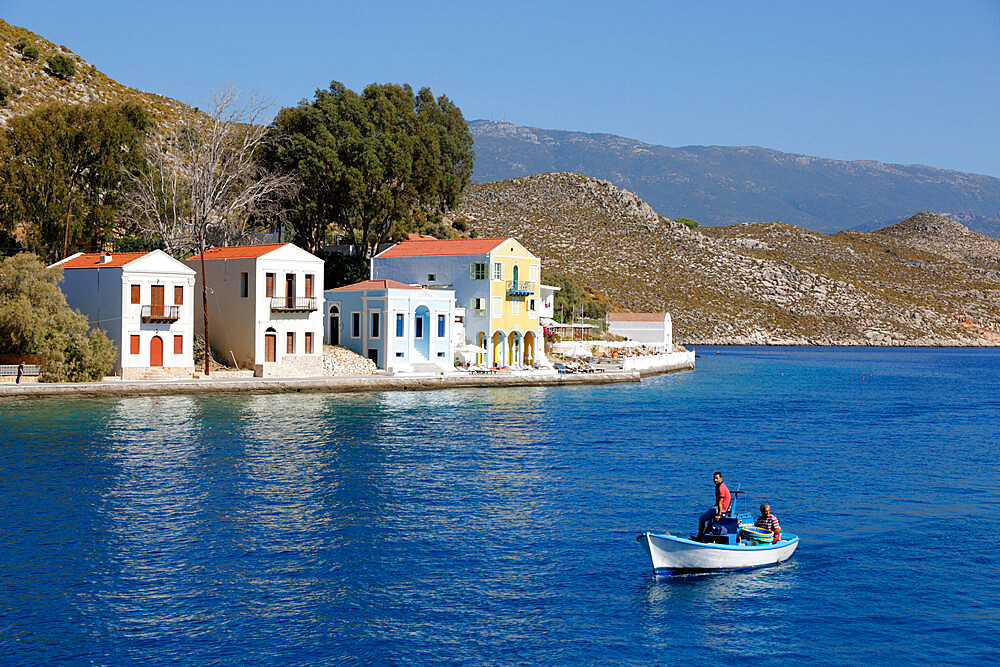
[1,347,999,665]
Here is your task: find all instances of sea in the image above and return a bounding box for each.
[1,347,998,665]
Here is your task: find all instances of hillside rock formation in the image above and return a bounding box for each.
[451,173,1000,346]
[469,120,1000,238]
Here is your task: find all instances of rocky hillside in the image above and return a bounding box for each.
[450,172,1000,346]
[469,120,1000,237]
[0,20,195,132]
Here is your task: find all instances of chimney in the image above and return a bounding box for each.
[100,254,113,264]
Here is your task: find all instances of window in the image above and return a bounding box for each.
[437,352,445,358]
[371,312,381,338]
[396,352,404,358]
[305,274,314,298]
[529,298,537,312]
[512,299,519,316]
[415,316,424,339]
[130,285,140,304]
[367,349,378,366]
[470,263,487,280]
[351,312,361,338]
[174,335,183,355]
[492,262,503,280]
[396,313,405,337]
[240,272,249,298]
[427,273,436,282]
[305,332,313,354]
[529,264,539,282]
[471,297,486,316]
[437,314,446,337]
[174,286,183,305]
[287,332,295,354]
[266,273,275,298]
[492,296,502,317]
[130,335,140,354]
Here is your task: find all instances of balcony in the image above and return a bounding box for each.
[141,305,181,323]
[270,297,318,312]
[506,280,537,297]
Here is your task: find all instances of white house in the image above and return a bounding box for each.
[324,279,456,374]
[606,312,673,349]
[186,243,324,377]
[51,251,196,379]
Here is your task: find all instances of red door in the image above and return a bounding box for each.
[150,336,163,367]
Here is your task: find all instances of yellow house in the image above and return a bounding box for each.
[371,237,543,367]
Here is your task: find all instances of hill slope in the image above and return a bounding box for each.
[450,172,1000,345]
[0,20,194,133]
[469,120,1000,237]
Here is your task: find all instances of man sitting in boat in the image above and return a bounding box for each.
[754,503,781,543]
[696,471,731,540]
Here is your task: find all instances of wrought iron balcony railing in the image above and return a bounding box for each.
[506,280,537,296]
[141,305,181,322]
[270,297,318,312]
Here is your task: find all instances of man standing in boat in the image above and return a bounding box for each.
[696,471,731,539]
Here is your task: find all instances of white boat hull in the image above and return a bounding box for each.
[639,532,799,574]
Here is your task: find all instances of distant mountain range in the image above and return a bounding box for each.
[469,120,1000,236]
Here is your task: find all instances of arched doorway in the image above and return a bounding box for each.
[524,331,535,366]
[491,330,506,367]
[329,304,340,346]
[264,327,277,363]
[508,332,522,367]
[477,331,487,366]
[414,305,430,360]
[150,335,163,367]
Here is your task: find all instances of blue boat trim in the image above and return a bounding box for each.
[643,532,799,552]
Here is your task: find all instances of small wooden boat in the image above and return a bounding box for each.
[637,484,799,574]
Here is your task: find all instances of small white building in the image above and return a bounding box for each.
[606,312,673,349]
[539,284,561,319]
[186,243,324,377]
[51,251,196,379]
[324,279,456,374]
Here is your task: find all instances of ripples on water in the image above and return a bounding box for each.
[1,347,999,664]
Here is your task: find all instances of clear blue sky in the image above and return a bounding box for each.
[5,1,1000,176]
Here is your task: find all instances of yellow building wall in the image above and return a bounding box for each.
[486,240,542,364]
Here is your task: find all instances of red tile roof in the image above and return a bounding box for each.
[55,252,150,269]
[187,243,289,261]
[329,279,419,292]
[607,312,669,322]
[377,238,509,258]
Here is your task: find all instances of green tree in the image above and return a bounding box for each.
[0,253,115,381]
[676,217,699,230]
[541,269,609,322]
[47,54,76,79]
[263,81,474,257]
[0,101,152,259]
[18,41,39,60]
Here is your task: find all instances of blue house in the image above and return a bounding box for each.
[324,279,456,373]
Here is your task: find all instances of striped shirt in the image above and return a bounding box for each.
[755,513,781,534]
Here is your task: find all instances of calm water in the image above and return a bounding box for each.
[2,347,999,665]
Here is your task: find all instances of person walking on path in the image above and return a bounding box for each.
[696,471,731,539]
[16,361,24,384]
[755,503,781,543]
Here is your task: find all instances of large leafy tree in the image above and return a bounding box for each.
[264,81,474,257]
[0,253,115,381]
[0,101,152,260]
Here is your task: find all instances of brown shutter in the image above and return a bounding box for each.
[287,332,295,354]
[174,335,183,354]
[131,285,140,304]
[130,335,140,354]
[150,285,164,318]
[266,273,275,298]
[174,286,183,305]
[265,334,276,362]
[305,332,313,354]
[305,274,314,298]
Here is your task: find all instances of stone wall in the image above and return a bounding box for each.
[254,355,322,378]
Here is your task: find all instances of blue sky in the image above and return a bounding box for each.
[5,1,1000,176]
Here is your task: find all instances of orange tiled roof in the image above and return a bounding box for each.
[55,252,150,269]
[377,238,509,258]
[187,243,289,261]
[329,279,419,292]
[607,312,669,322]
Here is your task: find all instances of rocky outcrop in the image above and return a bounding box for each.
[454,173,1000,346]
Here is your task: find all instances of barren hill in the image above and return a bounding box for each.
[0,20,195,133]
[451,173,1000,345]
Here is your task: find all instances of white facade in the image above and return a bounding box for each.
[186,243,325,377]
[540,284,560,319]
[52,251,196,378]
[606,312,673,349]
[324,280,455,374]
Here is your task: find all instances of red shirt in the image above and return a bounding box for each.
[716,482,731,512]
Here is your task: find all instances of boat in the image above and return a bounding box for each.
[636,486,799,574]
